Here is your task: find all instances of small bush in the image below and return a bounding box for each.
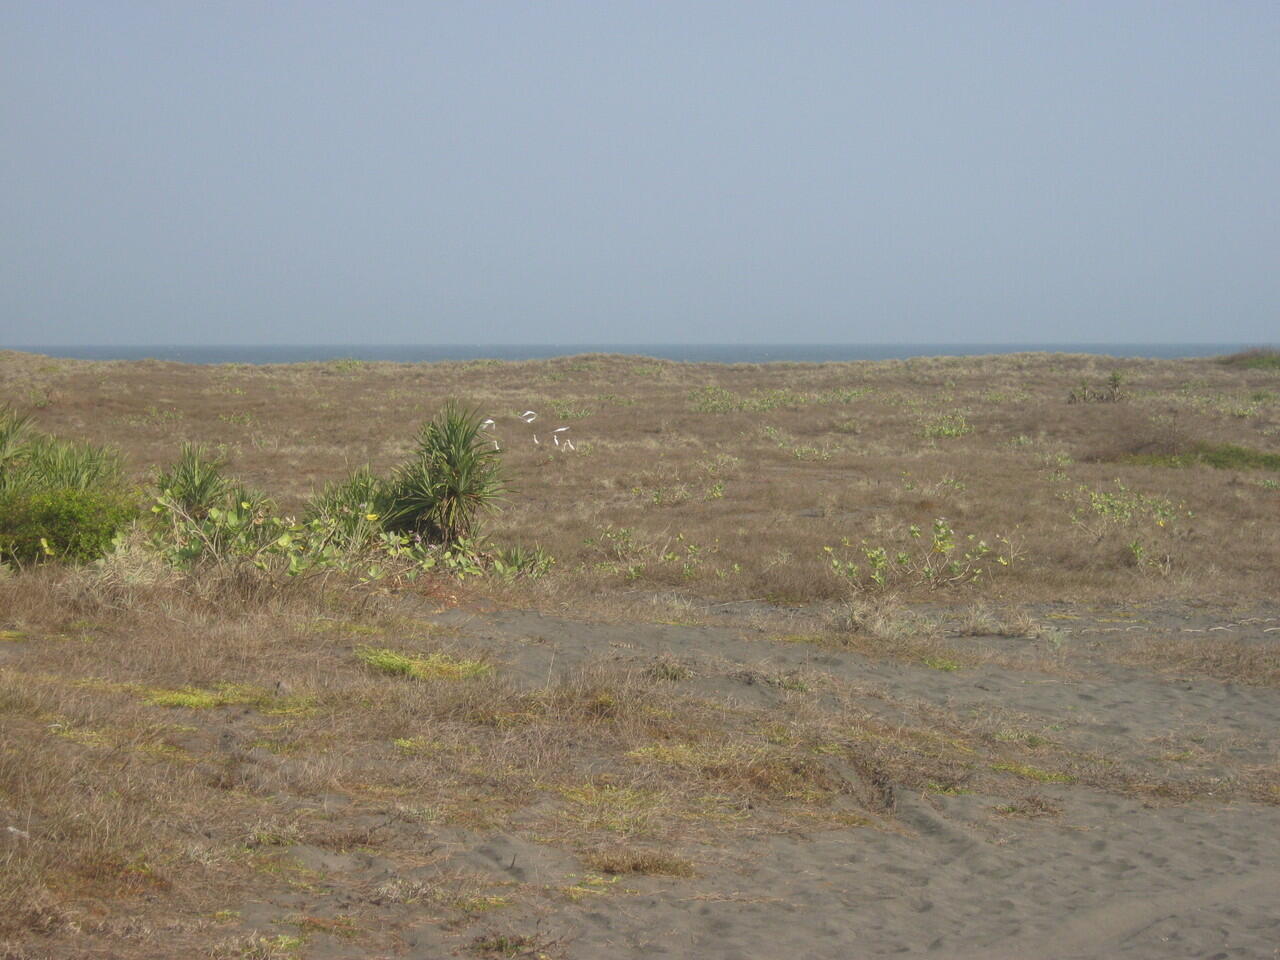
[0,407,33,477]
[304,465,390,548]
[824,518,1015,591]
[21,437,124,492]
[492,544,554,579]
[385,402,505,545]
[1,410,125,497]
[921,413,972,439]
[153,444,229,519]
[0,486,137,565]
[1067,371,1125,404]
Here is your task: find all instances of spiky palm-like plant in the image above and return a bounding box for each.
[0,407,33,490]
[22,436,124,492]
[0,408,124,496]
[154,443,229,519]
[0,412,134,565]
[386,402,505,545]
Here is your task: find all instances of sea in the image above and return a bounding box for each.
[6,343,1263,365]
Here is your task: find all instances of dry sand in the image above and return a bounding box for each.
[188,603,1279,960]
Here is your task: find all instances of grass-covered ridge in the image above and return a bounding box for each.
[1219,347,1280,371]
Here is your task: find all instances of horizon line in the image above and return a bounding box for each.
[6,340,1269,349]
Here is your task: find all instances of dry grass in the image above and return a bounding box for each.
[4,348,1278,609]
[583,846,696,878]
[2,349,1279,955]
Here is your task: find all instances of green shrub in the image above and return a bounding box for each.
[0,407,33,480]
[0,486,137,565]
[154,444,229,519]
[305,465,391,548]
[21,436,125,491]
[688,385,810,413]
[0,411,124,497]
[385,402,505,545]
[921,413,972,439]
[493,544,554,579]
[824,518,1015,590]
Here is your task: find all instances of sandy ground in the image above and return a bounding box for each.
[4,596,1278,958]
[142,602,1274,960]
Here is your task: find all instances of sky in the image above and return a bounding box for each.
[1,1,1277,347]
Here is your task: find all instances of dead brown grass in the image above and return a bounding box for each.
[4,349,1279,610]
[584,846,696,877]
[2,350,1279,955]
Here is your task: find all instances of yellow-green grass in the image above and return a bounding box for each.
[355,645,491,680]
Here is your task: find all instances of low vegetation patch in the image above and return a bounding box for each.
[0,407,137,566]
[355,645,491,680]
[1218,347,1280,370]
[142,682,315,714]
[990,762,1075,784]
[3,351,1279,956]
[825,518,1016,591]
[1123,442,1280,472]
[585,846,696,877]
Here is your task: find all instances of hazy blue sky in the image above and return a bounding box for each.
[2,2,1277,346]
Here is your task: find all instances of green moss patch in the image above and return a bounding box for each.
[355,645,490,680]
[142,683,314,714]
[1125,443,1280,472]
[1219,348,1280,370]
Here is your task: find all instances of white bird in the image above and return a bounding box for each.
[481,418,495,429]
[565,439,575,451]
[553,426,569,433]
[532,434,539,445]
[553,434,560,447]
[520,410,537,423]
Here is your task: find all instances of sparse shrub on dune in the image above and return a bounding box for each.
[0,407,136,566]
[137,401,534,583]
[0,406,125,497]
[824,518,1017,593]
[0,406,34,479]
[491,543,554,579]
[384,401,506,546]
[152,443,230,520]
[304,465,391,550]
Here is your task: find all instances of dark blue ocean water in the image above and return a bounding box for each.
[8,343,1262,365]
